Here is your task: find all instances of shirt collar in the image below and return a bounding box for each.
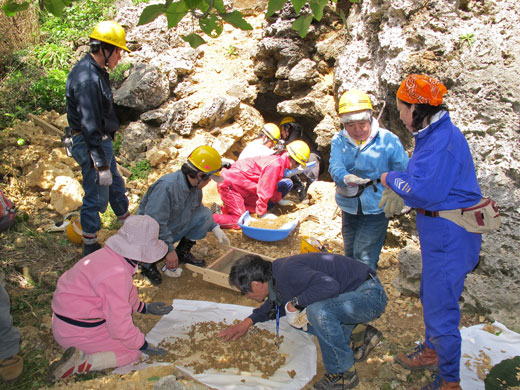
[413,110,447,136]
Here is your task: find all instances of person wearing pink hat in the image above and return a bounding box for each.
[48,215,172,382]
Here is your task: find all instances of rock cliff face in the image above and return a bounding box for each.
[110,0,519,330]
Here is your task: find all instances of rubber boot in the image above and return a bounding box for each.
[176,238,205,267]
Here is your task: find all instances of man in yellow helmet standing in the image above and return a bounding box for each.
[279,117,322,201]
[66,21,131,256]
[137,146,230,286]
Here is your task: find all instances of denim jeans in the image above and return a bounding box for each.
[71,134,128,235]
[267,179,293,209]
[305,278,387,374]
[342,210,388,270]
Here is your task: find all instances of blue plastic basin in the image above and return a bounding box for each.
[238,211,298,242]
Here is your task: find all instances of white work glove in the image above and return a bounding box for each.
[98,169,113,186]
[378,188,405,218]
[212,225,230,246]
[343,174,371,186]
[285,303,309,331]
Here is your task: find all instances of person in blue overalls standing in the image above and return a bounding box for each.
[380,74,482,390]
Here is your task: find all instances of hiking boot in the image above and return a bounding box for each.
[176,238,205,267]
[313,368,359,390]
[210,203,222,215]
[47,347,90,382]
[0,354,24,382]
[139,263,162,286]
[409,374,461,390]
[395,343,438,371]
[82,242,101,256]
[353,325,382,361]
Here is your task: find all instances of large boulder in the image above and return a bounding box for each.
[198,96,240,129]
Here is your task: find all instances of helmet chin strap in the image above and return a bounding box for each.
[102,47,115,67]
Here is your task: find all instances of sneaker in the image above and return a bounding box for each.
[353,325,382,361]
[313,369,359,390]
[139,263,162,286]
[0,354,24,382]
[396,343,439,371]
[410,374,461,390]
[47,347,89,382]
[82,242,101,256]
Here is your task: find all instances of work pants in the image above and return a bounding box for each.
[0,284,20,360]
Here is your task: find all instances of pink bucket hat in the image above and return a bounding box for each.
[105,215,167,263]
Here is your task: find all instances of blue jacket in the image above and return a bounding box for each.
[329,118,409,215]
[66,54,120,168]
[386,112,481,210]
[137,171,217,252]
[249,253,375,324]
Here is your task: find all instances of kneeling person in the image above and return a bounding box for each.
[48,216,172,381]
[217,253,387,389]
[137,145,230,285]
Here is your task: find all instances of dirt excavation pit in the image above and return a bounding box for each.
[156,320,288,379]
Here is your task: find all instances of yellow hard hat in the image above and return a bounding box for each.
[286,140,310,167]
[66,218,83,245]
[280,116,297,126]
[187,145,222,176]
[262,123,281,144]
[301,236,332,253]
[89,21,130,52]
[338,90,373,114]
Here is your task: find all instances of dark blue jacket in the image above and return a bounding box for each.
[249,253,374,324]
[66,54,120,168]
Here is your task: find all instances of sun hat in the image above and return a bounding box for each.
[105,215,168,263]
[396,74,447,106]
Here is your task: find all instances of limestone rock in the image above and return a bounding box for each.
[198,96,240,129]
[50,176,83,215]
[26,162,75,190]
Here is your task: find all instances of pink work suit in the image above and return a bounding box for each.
[214,153,292,229]
[51,247,146,367]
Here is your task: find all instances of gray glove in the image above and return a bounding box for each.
[140,343,167,356]
[378,188,405,218]
[145,302,173,316]
[343,174,371,186]
[97,169,113,186]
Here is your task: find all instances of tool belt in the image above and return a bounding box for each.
[416,197,501,233]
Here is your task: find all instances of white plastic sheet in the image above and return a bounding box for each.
[115,299,317,390]
[460,321,520,389]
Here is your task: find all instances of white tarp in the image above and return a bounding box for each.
[115,299,317,390]
[460,321,520,389]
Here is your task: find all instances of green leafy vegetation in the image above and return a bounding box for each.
[110,62,132,83]
[129,159,152,181]
[459,32,475,47]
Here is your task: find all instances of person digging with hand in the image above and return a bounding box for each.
[137,145,230,286]
[48,215,172,382]
[217,253,387,390]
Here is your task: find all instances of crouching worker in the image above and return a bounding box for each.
[137,145,230,285]
[48,215,172,382]
[217,253,387,390]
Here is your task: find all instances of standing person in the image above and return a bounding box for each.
[0,284,23,383]
[380,74,482,390]
[67,21,131,256]
[217,253,387,390]
[329,90,408,271]
[279,116,322,200]
[238,123,280,160]
[214,140,310,229]
[48,215,172,382]
[137,145,230,286]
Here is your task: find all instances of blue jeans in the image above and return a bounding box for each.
[342,210,388,270]
[305,278,387,374]
[0,284,20,359]
[71,134,128,235]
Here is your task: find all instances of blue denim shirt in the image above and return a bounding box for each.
[137,171,217,252]
[66,54,120,168]
[329,118,409,215]
[249,253,375,324]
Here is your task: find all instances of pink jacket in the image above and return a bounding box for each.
[220,153,292,215]
[51,247,145,351]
